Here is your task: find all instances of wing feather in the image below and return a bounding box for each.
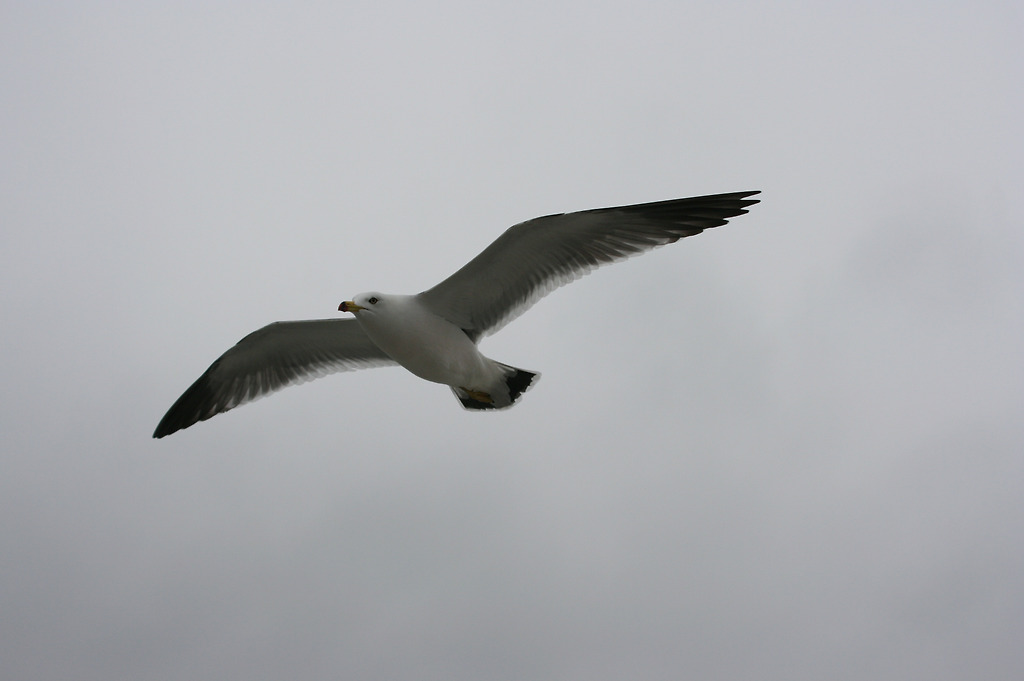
[153,318,393,438]
[417,191,760,338]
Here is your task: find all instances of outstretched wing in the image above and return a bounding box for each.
[417,191,760,340]
[153,318,394,438]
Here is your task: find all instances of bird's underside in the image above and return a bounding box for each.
[153,190,760,438]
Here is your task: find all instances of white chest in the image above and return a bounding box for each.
[356,298,487,385]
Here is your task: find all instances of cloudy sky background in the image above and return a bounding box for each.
[2,2,1022,679]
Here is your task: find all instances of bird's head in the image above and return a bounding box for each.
[339,292,385,314]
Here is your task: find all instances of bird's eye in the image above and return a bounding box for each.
[368,297,379,305]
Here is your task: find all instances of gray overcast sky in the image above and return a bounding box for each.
[2,2,1022,680]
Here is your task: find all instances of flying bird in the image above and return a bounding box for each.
[153,191,760,437]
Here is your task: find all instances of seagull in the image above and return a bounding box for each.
[153,190,760,438]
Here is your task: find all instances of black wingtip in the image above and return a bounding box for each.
[152,370,223,439]
[585,189,762,223]
[152,408,189,439]
[735,189,761,208]
[152,408,180,438]
[152,420,180,439]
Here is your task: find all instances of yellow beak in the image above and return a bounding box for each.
[339,301,365,313]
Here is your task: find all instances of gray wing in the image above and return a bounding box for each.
[153,318,394,438]
[417,191,760,339]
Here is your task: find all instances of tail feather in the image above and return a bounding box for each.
[451,364,540,410]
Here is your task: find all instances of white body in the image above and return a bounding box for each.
[349,293,499,390]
